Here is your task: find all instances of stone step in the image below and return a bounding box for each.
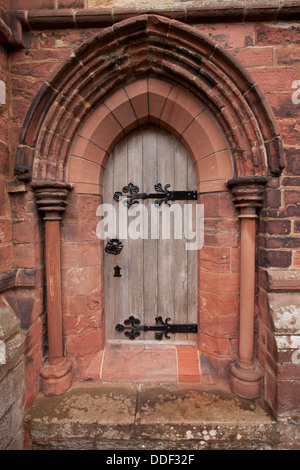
[24,382,294,451]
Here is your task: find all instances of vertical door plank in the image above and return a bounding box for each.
[112,137,129,339]
[127,131,144,337]
[174,140,188,340]
[157,130,175,330]
[143,127,158,337]
[103,149,115,339]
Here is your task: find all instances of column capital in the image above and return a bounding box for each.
[30,180,73,220]
[226,176,268,218]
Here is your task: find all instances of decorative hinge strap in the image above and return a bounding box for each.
[114,182,197,208]
[115,316,198,341]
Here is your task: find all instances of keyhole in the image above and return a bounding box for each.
[113,265,122,277]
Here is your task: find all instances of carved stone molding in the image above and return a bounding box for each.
[226,176,268,217]
[31,181,73,220]
[0,10,23,48]
[15,15,284,183]
[14,3,300,31]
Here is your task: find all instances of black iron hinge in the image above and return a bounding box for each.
[113,182,197,208]
[115,316,198,341]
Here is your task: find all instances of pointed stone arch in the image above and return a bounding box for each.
[66,77,233,195]
[14,14,283,183]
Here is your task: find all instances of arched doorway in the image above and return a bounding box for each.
[65,78,233,384]
[14,15,283,397]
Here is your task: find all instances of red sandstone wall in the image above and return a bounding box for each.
[0,44,10,272]
[196,23,300,416]
[0,7,299,415]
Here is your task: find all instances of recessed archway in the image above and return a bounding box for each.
[15,14,284,395]
[62,77,235,384]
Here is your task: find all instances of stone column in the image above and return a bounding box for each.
[227,176,268,399]
[31,181,73,396]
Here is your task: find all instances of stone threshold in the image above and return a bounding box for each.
[100,343,201,384]
[24,382,288,451]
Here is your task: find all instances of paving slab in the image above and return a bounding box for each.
[25,382,294,450]
[26,383,137,443]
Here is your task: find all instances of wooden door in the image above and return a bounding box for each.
[103,125,197,342]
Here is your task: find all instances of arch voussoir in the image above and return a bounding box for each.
[65,76,231,193]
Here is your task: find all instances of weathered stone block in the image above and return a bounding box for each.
[0,359,24,418]
[0,394,24,450]
[0,304,19,341]
[268,293,300,335]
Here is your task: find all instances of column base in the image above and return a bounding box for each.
[40,358,73,396]
[229,361,262,399]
